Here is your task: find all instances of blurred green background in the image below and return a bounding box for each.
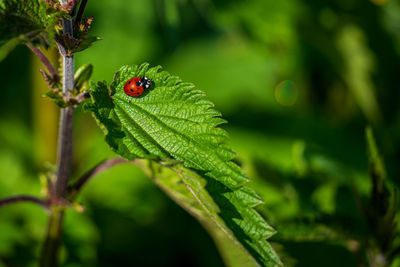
[1,0,400,266]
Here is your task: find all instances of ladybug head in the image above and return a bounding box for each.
[136,77,152,89]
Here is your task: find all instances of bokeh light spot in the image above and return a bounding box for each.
[274,80,297,106]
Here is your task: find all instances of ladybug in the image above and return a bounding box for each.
[123,76,152,97]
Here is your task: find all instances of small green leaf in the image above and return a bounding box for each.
[366,126,386,186]
[89,63,282,266]
[60,16,100,55]
[364,127,400,263]
[56,34,101,56]
[0,0,65,61]
[74,63,93,93]
[70,35,101,54]
[43,89,67,108]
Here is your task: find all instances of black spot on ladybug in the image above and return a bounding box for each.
[130,89,134,92]
[128,81,131,84]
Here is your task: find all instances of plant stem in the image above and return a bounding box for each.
[55,106,74,198]
[40,2,75,265]
[55,15,74,198]
[40,211,64,267]
[0,195,48,208]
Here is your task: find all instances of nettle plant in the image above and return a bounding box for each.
[0,0,282,266]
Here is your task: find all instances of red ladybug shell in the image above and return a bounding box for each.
[124,77,144,97]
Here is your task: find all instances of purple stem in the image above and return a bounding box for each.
[40,7,75,266]
[74,0,88,28]
[26,43,59,83]
[0,195,48,209]
[55,13,74,199]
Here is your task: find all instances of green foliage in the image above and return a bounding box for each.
[88,63,249,189]
[55,16,101,56]
[43,63,93,108]
[87,63,281,266]
[0,0,65,61]
[364,127,400,264]
[70,35,101,54]
[74,63,93,94]
[366,126,386,185]
[56,33,101,56]
[139,159,280,267]
[337,26,382,125]
[70,16,101,54]
[2,0,400,265]
[43,88,66,107]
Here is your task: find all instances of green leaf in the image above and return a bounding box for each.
[88,63,282,266]
[70,35,101,54]
[74,63,93,94]
[366,126,386,185]
[365,126,399,260]
[43,89,66,108]
[70,16,100,54]
[0,0,65,60]
[152,160,281,267]
[90,63,250,189]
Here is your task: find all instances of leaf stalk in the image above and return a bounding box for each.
[26,43,59,82]
[0,195,48,209]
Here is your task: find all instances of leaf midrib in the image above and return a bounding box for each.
[114,103,170,158]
